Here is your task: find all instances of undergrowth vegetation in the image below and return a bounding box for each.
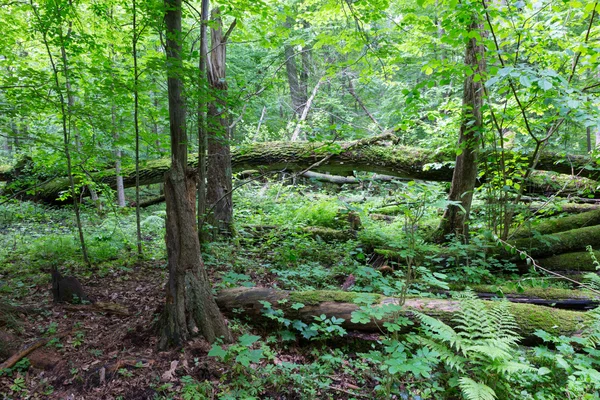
[1,180,600,399]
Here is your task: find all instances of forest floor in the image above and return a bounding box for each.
[2,183,599,399]
[0,260,374,399]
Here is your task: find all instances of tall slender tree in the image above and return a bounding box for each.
[436,11,485,242]
[197,0,209,240]
[205,7,236,238]
[158,0,231,349]
[30,0,91,267]
[133,0,142,256]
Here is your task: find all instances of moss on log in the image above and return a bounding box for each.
[215,287,589,340]
[534,251,600,272]
[510,225,600,258]
[5,140,600,203]
[513,209,600,238]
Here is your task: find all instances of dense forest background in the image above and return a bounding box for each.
[2,0,600,399]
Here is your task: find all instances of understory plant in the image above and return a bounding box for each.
[414,291,531,399]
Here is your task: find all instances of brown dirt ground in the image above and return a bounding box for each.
[0,263,372,399]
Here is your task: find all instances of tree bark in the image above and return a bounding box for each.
[284,16,307,116]
[510,224,600,258]
[205,8,235,238]
[436,16,486,241]
[215,287,588,340]
[197,0,209,239]
[158,0,231,349]
[8,141,600,203]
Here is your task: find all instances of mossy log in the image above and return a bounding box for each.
[533,251,600,272]
[463,285,599,310]
[4,140,600,203]
[215,287,589,340]
[512,209,600,238]
[510,224,600,258]
[241,225,357,242]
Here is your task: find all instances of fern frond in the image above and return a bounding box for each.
[414,311,463,349]
[458,377,497,400]
[418,337,467,372]
[492,360,534,375]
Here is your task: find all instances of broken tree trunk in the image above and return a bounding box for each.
[4,140,599,203]
[436,14,486,240]
[215,287,588,340]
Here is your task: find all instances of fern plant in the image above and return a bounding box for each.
[414,290,531,400]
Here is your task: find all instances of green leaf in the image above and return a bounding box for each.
[519,75,532,87]
[238,334,260,347]
[208,345,227,359]
[538,79,552,91]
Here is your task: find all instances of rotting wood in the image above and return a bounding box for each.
[512,208,600,238]
[61,302,130,316]
[215,287,589,340]
[5,140,600,203]
[0,330,72,370]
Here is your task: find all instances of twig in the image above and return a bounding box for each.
[0,329,72,370]
[496,238,600,296]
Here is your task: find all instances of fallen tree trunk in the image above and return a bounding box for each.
[512,209,600,238]
[532,251,600,272]
[511,224,600,258]
[462,285,599,310]
[4,140,599,203]
[215,287,588,339]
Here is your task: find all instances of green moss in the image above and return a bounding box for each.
[374,205,402,216]
[511,224,600,257]
[289,290,382,305]
[513,209,600,238]
[302,227,355,241]
[538,251,600,272]
[506,302,587,337]
[469,285,597,300]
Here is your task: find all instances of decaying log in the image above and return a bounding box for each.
[4,140,600,203]
[511,224,600,258]
[462,285,600,310]
[215,287,588,339]
[533,251,600,272]
[61,302,130,316]
[0,329,72,370]
[512,209,600,238]
[241,225,357,242]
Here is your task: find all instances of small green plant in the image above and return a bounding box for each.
[584,245,600,290]
[72,330,85,347]
[9,376,28,394]
[0,357,31,377]
[414,290,531,400]
[118,368,133,378]
[180,375,212,400]
[208,334,266,369]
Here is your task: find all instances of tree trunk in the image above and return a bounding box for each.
[113,103,126,207]
[9,141,600,203]
[32,0,91,267]
[437,16,485,241]
[284,16,307,116]
[205,8,235,238]
[197,0,209,240]
[512,208,600,238]
[215,287,587,340]
[158,0,231,349]
[133,0,142,256]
